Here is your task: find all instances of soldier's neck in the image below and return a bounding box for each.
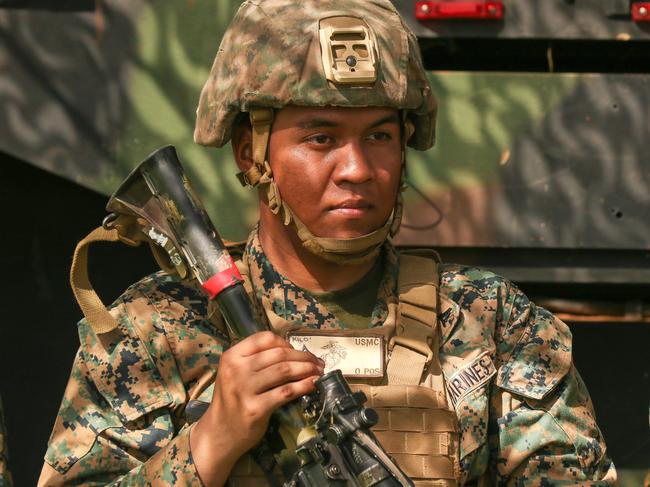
[258,216,376,293]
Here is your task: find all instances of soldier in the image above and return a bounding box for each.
[40,0,616,485]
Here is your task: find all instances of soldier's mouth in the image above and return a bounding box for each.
[329,198,372,210]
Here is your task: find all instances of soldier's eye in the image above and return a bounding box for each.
[369,131,391,141]
[308,134,333,145]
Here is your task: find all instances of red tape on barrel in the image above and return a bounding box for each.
[202,262,243,299]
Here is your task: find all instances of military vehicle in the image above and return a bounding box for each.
[0,1,648,484]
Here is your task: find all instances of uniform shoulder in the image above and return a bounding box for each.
[438,263,573,401]
[44,272,224,477]
[72,271,227,425]
[112,270,210,320]
[436,262,531,364]
[114,270,204,305]
[101,269,228,348]
[438,262,516,305]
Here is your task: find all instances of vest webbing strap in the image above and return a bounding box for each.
[70,226,122,334]
[386,346,427,385]
[374,431,452,455]
[372,408,458,433]
[391,455,456,484]
[70,217,149,335]
[387,253,439,385]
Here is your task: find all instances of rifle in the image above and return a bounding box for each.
[103,145,413,487]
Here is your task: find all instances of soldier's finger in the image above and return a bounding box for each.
[249,360,324,394]
[231,330,289,356]
[258,376,320,412]
[251,346,323,372]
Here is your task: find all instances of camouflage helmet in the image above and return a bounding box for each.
[194,0,437,151]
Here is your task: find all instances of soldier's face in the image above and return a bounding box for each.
[268,106,402,238]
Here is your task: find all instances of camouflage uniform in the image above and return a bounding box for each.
[39,228,616,486]
[0,396,12,487]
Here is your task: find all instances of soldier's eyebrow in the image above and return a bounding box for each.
[368,114,400,129]
[297,114,400,130]
[297,118,339,129]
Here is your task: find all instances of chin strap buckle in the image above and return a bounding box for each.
[237,108,275,188]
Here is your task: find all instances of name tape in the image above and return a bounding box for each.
[288,334,385,378]
[445,350,496,409]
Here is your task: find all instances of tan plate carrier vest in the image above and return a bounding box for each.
[228,251,461,487]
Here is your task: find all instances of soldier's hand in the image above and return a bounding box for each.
[190,331,324,486]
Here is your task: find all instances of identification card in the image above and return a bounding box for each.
[288,334,385,378]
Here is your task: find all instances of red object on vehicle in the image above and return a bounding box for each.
[415,1,504,20]
[631,2,650,22]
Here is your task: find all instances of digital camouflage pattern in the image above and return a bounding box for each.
[39,228,615,485]
[0,396,12,487]
[194,0,436,151]
[246,230,393,330]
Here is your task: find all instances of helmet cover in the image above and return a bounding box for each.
[194,0,436,150]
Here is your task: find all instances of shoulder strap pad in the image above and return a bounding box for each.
[386,249,440,385]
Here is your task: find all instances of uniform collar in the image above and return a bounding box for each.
[243,227,398,329]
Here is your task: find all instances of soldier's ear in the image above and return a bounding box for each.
[231,118,253,172]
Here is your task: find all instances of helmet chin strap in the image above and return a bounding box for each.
[288,206,395,266]
[236,108,413,266]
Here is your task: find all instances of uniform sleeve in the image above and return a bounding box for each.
[39,274,228,486]
[489,288,617,486]
[38,349,203,487]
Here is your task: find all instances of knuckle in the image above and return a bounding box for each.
[278,384,294,400]
[304,352,319,364]
[218,353,242,380]
[300,378,317,394]
[272,347,288,362]
[260,330,277,342]
[218,364,234,382]
[304,351,317,361]
[270,332,287,346]
[254,331,284,349]
[221,348,237,365]
[243,403,260,419]
[218,357,229,370]
[277,361,292,376]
